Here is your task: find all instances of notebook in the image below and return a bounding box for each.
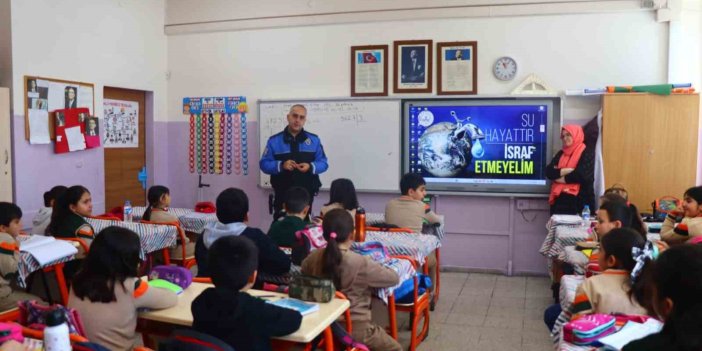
[19,235,78,265]
[267,298,319,316]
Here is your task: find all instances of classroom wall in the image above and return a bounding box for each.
[166,10,668,273]
[8,0,169,220]
[0,0,12,92]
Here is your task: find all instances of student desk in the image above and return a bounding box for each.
[132,207,217,234]
[361,231,441,266]
[86,218,178,260]
[15,236,77,288]
[138,282,350,350]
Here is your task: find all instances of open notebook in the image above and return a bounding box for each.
[19,235,78,265]
[267,298,319,316]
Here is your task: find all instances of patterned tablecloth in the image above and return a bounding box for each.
[132,207,217,234]
[15,236,76,289]
[559,233,663,276]
[361,231,441,265]
[258,254,416,303]
[365,212,386,226]
[86,218,178,259]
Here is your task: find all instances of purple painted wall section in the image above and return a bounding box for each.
[164,120,551,275]
[11,115,106,221]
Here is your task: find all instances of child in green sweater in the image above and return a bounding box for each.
[267,187,310,248]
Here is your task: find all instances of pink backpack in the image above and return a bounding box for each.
[563,314,616,345]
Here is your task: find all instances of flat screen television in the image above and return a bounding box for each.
[402,97,562,196]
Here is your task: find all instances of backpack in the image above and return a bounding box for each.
[291,225,326,266]
[652,196,681,221]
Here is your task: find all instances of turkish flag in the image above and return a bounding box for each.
[363,53,377,63]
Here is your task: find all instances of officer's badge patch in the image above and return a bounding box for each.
[305,138,311,145]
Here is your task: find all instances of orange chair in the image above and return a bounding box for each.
[193,277,212,284]
[387,255,430,351]
[140,221,196,269]
[91,214,122,221]
[19,323,89,343]
[0,308,20,322]
[41,262,70,305]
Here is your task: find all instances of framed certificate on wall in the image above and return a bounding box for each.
[437,41,478,95]
[351,45,388,96]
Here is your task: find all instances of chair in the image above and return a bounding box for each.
[0,308,20,322]
[387,255,430,351]
[42,262,70,305]
[91,214,122,221]
[140,221,196,269]
[193,277,212,284]
[19,323,89,343]
[158,329,234,351]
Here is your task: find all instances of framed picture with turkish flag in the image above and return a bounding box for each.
[350,45,388,97]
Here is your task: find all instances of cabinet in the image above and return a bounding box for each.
[0,87,11,202]
[602,93,700,212]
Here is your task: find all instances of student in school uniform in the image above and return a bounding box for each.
[267,187,311,248]
[195,188,290,279]
[0,203,43,312]
[544,228,648,331]
[384,172,440,300]
[192,236,302,351]
[302,209,401,351]
[68,226,177,351]
[624,244,702,351]
[320,178,359,218]
[45,185,94,245]
[31,185,67,235]
[142,185,195,260]
[660,185,702,245]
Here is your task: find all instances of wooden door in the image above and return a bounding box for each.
[603,93,700,212]
[103,87,146,210]
[0,88,12,202]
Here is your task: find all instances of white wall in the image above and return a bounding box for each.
[9,0,168,219]
[0,0,12,91]
[167,11,668,124]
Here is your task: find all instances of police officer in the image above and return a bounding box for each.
[260,104,328,219]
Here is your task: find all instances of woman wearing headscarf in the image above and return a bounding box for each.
[545,125,595,215]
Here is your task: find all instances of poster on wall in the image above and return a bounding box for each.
[103,99,139,148]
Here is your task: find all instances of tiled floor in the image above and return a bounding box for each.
[385,272,554,351]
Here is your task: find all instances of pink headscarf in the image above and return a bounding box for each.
[549,125,587,205]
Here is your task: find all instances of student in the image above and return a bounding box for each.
[594,197,647,239]
[385,173,441,233]
[623,244,702,351]
[267,187,310,247]
[45,185,94,245]
[320,178,359,218]
[0,203,42,312]
[301,209,401,351]
[660,185,702,245]
[195,188,290,278]
[384,172,440,300]
[192,236,302,351]
[68,226,177,351]
[544,228,648,330]
[143,185,194,260]
[31,185,67,235]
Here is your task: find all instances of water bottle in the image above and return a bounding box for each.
[44,309,71,351]
[124,200,133,222]
[355,207,366,242]
[581,205,591,227]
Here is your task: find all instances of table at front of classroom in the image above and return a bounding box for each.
[138,282,350,351]
[86,218,178,260]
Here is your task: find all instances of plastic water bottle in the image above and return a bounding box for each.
[124,200,133,222]
[44,309,71,351]
[581,205,591,227]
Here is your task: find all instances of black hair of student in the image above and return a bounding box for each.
[599,193,626,206]
[208,236,259,291]
[600,228,645,272]
[44,185,68,208]
[216,188,248,224]
[284,187,310,214]
[633,245,702,351]
[72,226,141,303]
[400,173,426,195]
[143,185,170,221]
[321,209,354,289]
[46,185,90,235]
[325,178,359,211]
[0,202,22,227]
[599,199,647,238]
[684,186,702,204]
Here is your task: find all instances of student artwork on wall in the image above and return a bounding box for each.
[393,40,433,94]
[183,96,248,176]
[437,41,478,95]
[103,99,139,148]
[54,108,88,154]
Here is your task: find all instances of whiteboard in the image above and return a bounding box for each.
[258,99,401,192]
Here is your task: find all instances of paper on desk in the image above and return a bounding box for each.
[28,109,51,144]
[598,319,663,350]
[65,126,86,151]
[20,235,78,266]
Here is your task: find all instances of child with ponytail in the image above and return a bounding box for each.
[301,209,400,351]
[142,185,177,223]
[661,186,702,245]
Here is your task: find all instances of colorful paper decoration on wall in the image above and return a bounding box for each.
[183,96,248,175]
[53,108,100,154]
[104,99,139,148]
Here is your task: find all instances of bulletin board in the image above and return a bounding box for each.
[23,75,95,141]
